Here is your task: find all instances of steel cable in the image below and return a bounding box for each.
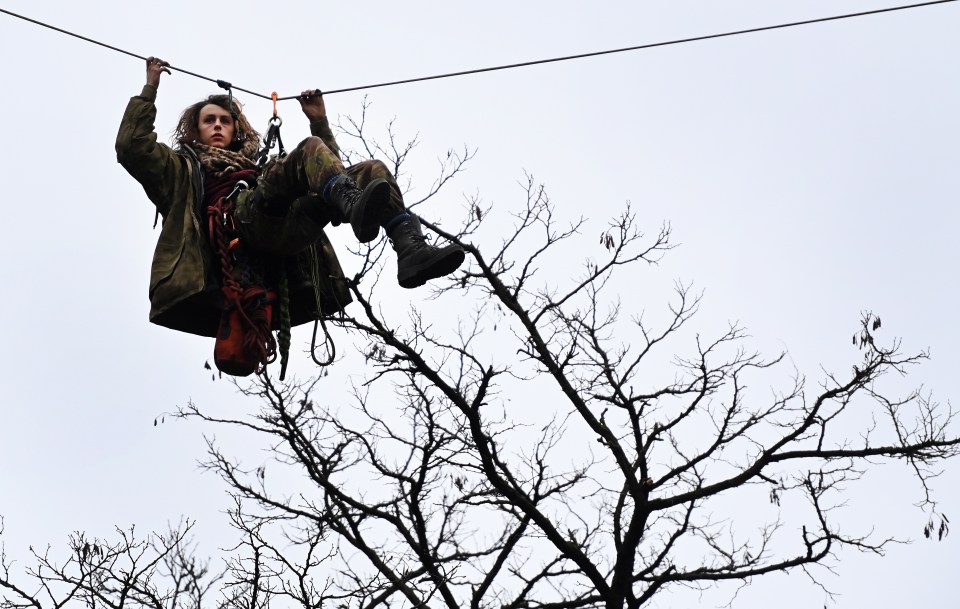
[1,1,956,102]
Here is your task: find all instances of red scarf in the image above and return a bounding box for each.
[203,168,259,209]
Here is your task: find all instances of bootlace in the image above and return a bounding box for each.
[391,232,428,250]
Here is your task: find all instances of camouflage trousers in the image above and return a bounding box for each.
[234,136,404,256]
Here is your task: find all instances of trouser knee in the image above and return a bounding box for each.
[366,159,391,180]
[298,136,331,157]
[347,160,392,184]
[258,136,343,202]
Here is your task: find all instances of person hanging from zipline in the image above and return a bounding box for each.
[116,57,465,377]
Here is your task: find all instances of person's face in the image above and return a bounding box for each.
[197,104,236,147]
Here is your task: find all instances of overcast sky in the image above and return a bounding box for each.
[1,1,958,608]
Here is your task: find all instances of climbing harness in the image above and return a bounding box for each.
[207,179,278,377]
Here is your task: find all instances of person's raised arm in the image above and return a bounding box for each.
[299,89,341,159]
[116,56,182,219]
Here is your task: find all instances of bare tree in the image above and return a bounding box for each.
[2,114,957,609]
[0,520,228,609]
[181,178,959,608]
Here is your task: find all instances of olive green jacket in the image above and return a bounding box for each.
[116,84,351,337]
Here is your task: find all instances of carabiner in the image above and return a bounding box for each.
[226,180,250,201]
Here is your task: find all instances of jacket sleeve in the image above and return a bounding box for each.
[309,117,342,161]
[115,85,188,219]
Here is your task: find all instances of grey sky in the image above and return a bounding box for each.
[1,1,958,607]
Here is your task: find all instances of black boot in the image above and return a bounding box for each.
[324,175,391,243]
[390,215,465,289]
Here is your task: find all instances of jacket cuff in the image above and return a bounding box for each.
[139,84,158,101]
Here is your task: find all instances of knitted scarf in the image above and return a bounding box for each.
[194,138,260,178]
[194,139,261,209]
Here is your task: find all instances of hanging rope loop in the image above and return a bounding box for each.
[311,316,336,368]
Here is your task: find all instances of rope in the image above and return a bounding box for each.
[1,1,956,101]
[311,316,336,368]
[308,243,336,368]
[207,195,277,374]
[278,265,291,381]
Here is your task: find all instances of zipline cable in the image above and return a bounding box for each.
[0,7,270,99]
[321,0,959,96]
[1,0,956,102]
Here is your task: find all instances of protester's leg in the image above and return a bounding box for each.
[261,138,390,243]
[238,141,465,287]
[237,137,389,254]
[234,192,330,256]
[343,160,405,224]
[256,136,343,202]
[345,160,465,288]
[389,214,465,288]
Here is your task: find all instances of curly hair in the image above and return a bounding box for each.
[172,94,260,152]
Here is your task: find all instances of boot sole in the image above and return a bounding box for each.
[354,179,390,243]
[398,247,466,289]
